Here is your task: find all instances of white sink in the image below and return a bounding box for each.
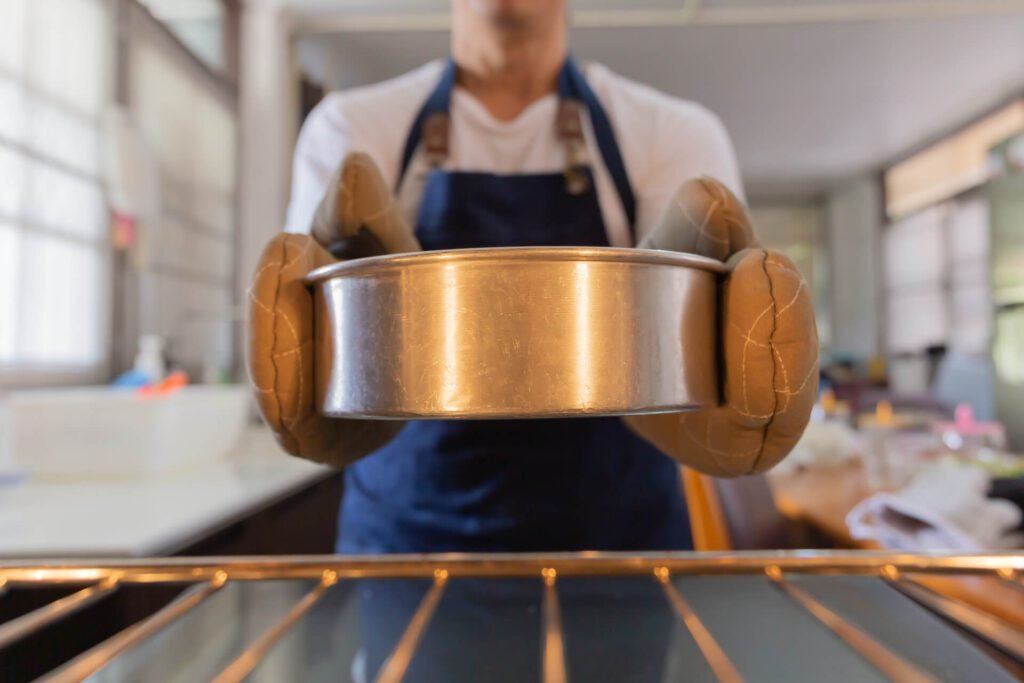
[0,385,251,479]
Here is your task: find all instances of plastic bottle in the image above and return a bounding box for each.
[133,334,166,384]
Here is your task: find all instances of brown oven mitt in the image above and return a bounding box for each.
[247,152,421,467]
[625,178,819,477]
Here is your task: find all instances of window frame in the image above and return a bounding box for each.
[1,0,242,388]
[0,0,117,386]
[883,192,994,357]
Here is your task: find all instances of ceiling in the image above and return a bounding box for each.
[289,2,1024,199]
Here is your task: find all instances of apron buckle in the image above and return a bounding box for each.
[565,161,590,195]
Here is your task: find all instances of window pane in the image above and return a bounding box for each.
[27,99,100,174]
[0,223,20,362]
[888,290,948,354]
[19,232,104,365]
[0,146,27,217]
[952,261,989,291]
[949,198,990,265]
[885,206,947,288]
[25,162,106,240]
[28,0,110,118]
[0,0,27,76]
[0,76,27,142]
[1,0,111,377]
[951,282,992,354]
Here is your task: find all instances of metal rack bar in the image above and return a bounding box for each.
[1,553,1020,682]
[655,568,744,683]
[766,568,937,683]
[375,570,449,683]
[541,568,568,683]
[211,572,338,683]
[1,551,1020,584]
[40,575,227,683]
[0,579,118,650]
[0,577,7,597]
[891,580,1024,661]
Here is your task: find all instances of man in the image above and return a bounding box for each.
[249,0,819,555]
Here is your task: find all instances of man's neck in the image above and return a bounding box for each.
[451,17,567,122]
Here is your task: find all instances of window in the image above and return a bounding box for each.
[948,198,992,354]
[884,197,993,356]
[885,206,949,355]
[0,0,113,378]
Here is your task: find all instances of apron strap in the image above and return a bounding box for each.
[557,60,637,233]
[397,60,457,188]
[396,57,638,239]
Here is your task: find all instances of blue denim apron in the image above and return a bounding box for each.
[338,58,691,553]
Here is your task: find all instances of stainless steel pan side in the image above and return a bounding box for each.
[306,247,725,419]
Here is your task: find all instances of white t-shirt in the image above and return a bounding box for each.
[285,60,743,246]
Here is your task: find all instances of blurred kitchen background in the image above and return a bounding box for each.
[2,0,1024,543]
[2,0,1024,675]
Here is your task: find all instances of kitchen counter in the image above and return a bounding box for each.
[0,427,334,558]
[770,462,1024,631]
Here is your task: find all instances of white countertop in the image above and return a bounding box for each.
[0,427,333,558]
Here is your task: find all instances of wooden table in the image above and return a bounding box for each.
[770,461,1024,631]
[770,461,870,546]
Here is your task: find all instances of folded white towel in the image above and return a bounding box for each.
[846,465,1022,551]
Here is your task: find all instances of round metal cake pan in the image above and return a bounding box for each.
[306,246,724,419]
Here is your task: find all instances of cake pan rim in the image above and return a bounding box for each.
[304,245,726,285]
